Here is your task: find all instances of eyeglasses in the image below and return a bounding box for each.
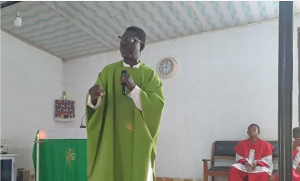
[118,36,143,45]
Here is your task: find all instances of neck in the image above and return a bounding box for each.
[249,137,258,142]
[123,58,139,67]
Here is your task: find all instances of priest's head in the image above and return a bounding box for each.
[119,26,146,66]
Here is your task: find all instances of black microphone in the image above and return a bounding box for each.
[79,113,86,128]
[121,70,127,96]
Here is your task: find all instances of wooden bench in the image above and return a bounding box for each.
[202,141,278,181]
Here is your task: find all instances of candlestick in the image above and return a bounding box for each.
[36,133,39,181]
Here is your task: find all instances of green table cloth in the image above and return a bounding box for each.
[33,129,87,181]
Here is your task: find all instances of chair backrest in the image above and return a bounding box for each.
[212,140,279,160]
[268,141,279,157]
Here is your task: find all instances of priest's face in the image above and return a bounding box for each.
[119,30,143,65]
[247,125,259,138]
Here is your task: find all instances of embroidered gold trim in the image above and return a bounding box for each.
[65,148,76,169]
[126,123,133,131]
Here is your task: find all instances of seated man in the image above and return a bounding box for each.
[228,124,274,181]
[274,127,300,181]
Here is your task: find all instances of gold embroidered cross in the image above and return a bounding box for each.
[126,123,133,131]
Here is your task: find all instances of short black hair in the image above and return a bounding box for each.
[126,26,146,45]
[248,124,260,131]
[293,127,300,137]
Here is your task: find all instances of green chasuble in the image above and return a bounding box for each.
[86,60,165,181]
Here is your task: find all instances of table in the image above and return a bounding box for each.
[1,154,19,181]
[32,129,87,181]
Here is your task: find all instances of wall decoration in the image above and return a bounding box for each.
[54,100,75,122]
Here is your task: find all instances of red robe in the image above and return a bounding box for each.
[229,138,274,181]
[274,142,300,181]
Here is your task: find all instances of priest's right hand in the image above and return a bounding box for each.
[244,162,253,172]
[89,85,105,100]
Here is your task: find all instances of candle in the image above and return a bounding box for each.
[36,132,39,181]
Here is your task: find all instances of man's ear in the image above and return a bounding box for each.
[140,43,145,51]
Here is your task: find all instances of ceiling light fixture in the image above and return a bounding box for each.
[13,4,22,27]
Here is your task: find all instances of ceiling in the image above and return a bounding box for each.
[1,1,300,60]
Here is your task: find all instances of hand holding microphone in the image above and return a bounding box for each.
[120,70,136,95]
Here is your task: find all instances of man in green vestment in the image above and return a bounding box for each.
[86,26,165,181]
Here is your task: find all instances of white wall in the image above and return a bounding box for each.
[63,16,300,180]
[1,31,63,173]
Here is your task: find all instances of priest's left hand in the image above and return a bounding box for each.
[251,162,257,171]
[120,73,136,92]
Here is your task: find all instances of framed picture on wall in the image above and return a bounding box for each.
[54,100,75,122]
